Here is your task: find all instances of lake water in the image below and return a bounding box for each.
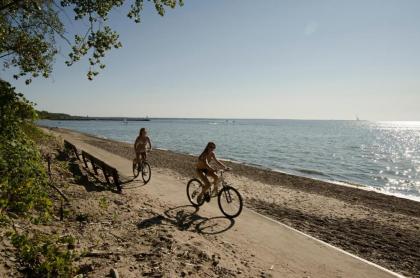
[38,119,420,201]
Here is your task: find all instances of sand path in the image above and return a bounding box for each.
[50,128,401,278]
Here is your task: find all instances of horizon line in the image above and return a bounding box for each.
[38,116,420,122]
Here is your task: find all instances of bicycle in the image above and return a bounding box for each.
[186,169,243,218]
[132,156,151,184]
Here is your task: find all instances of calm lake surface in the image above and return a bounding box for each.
[39,119,420,201]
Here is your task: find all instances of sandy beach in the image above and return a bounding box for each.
[38,126,420,276]
[41,127,420,277]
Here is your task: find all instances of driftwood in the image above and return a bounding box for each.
[84,250,123,258]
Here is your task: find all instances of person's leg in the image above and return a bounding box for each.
[141,152,147,162]
[207,170,220,196]
[133,150,140,172]
[135,147,141,162]
[196,169,211,201]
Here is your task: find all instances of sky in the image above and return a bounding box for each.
[3,0,420,120]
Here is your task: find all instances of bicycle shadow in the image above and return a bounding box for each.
[119,177,148,189]
[137,205,235,235]
[119,168,152,189]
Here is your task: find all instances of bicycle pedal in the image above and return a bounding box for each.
[205,193,211,202]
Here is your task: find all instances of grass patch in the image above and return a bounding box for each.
[9,231,77,278]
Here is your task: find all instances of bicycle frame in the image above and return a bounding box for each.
[195,169,230,197]
[206,170,227,192]
[219,171,228,187]
[187,168,243,217]
[218,171,234,203]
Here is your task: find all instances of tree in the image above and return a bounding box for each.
[0,0,183,83]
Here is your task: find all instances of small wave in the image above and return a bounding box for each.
[155,147,169,151]
[293,168,329,177]
[97,135,109,140]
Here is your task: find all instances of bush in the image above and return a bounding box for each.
[1,79,76,276]
[10,232,76,278]
[0,79,51,218]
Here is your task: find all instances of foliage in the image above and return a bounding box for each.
[75,213,88,222]
[0,0,62,84]
[1,0,184,82]
[98,196,108,210]
[22,121,54,146]
[10,231,76,278]
[0,79,52,218]
[0,78,36,130]
[0,80,78,276]
[36,110,86,120]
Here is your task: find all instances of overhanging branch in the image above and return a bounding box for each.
[0,0,23,12]
[0,52,13,59]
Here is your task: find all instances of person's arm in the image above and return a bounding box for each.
[147,137,152,151]
[134,137,139,150]
[211,152,228,169]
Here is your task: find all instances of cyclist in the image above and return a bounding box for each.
[133,128,152,170]
[196,142,230,202]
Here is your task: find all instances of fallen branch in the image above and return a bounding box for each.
[83,250,123,258]
[48,182,69,202]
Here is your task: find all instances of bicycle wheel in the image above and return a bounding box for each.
[141,161,151,184]
[218,186,243,218]
[133,161,140,178]
[187,178,205,206]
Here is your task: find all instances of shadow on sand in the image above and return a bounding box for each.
[57,148,142,193]
[137,205,235,235]
[119,177,148,189]
[55,148,119,193]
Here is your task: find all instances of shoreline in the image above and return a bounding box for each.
[39,125,419,203]
[157,145,420,203]
[150,148,420,203]
[41,126,420,209]
[46,126,420,276]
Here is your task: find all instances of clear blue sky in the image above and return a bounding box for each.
[4,0,420,120]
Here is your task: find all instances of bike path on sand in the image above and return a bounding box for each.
[51,129,401,278]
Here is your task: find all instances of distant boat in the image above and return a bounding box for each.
[122,118,128,125]
[356,115,360,121]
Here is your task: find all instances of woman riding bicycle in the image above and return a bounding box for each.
[196,142,230,202]
[134,128,152,168]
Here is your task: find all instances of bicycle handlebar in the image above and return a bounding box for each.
[217,168,232,174]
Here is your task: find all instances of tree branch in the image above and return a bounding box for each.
[0,52,14,59]
[0,0,23,13]
[21,3,72,46]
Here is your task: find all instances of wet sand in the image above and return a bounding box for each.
[50,127,420,277]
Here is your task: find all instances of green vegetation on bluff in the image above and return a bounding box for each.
[1,80,77,277]
[36,111,86,120]
[37,110,151,121]
[0,80,51,218]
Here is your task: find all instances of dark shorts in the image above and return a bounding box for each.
[197,168,209,175]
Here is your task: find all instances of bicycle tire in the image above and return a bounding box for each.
[133,161,140,178]
[187,178,205,206]
[141,161,151,184]
[218,186,243,218]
